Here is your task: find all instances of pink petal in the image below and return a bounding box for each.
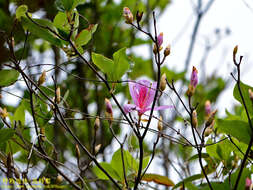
[143,81,157,108]
[143,105,174,113]
[123,104,136,114]
[129,81,139,106]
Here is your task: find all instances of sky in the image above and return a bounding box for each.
[158,0,253,115]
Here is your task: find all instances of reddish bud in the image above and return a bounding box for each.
[190,66,198,88]
[157,32,163,47]
[123,7,133,24]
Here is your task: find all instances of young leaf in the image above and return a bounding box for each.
[16,5,28,20]
[0,69,19,87]
[217,119,252,145]
[75,24,97,47]
[142,173,175,187]
[92,162,121,181]
[233,82,253,117]
[92,52,114,74]
[75,30,91,47]
[113,47,130,80]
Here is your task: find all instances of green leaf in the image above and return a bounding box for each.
[21,17,63,47]
[206,138,220,160]
[92,162,121,180]
[75,24,97,47]
[13,101,26,126]
[55,0,85,11]
[233,82,253,117]
[75,30,91,46]
[142,173,174,187]
[53,12,70,32]
[142,156,150,171]
[113,47,130,80]
[92,52,114,74]
[0,128,15,144]
[72,0,86,9]
[16,5,28,19]
[0,69,19,87]
[188,153,209,162]
[173,174,203,189]
[111,148,129,180]
[217,119,251,145]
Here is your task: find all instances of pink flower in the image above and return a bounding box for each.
[246,177,252,189]
[124,80,172,115]
[157,32,163,47]
[190,66,198,88]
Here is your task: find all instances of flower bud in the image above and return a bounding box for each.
[249,89,253,102]
[0,107,8,119]
[38,70,46,87]
[192,110,198,128]
[40,127,46,142]
[94,116,100,131]
[204,126,213,137]
[245,177,252,190]
[233,45,238,63]
[153,44,163,54]
[186,84,195,97]
[205,100,211,117]
[56,175,63,184]
[123,7,133,24]
[56,87,61,104]
[157,116,163,131]
[159,73,167,92]
[206,109,217,127]
[105,98,113,123]
[95,144,102,154]
[164,44,171,56]
[136,11,143,23]
[75,144,80,161]
[14,168,20,179]
[187,66,198,97]
[190,66,198,88]
[157,32,163,47]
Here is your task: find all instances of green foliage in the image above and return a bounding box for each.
[233,82,253,117]
[21,17,64,47]
[0,69,19,87]
[75,24,98,47]
[0,128,15,144]
[55,0,86,11]
[16,5,28,19]
[92,48,130,80]
[217,119,251,145]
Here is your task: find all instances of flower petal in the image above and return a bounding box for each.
[143,81,157,108]
[143,105,174,113]
[129,81,139,106]
[123,104,136,114]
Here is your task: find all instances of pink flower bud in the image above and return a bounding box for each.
[105,98,112,114]
[205,100,211,116]
[246,177,252,189]
[157,32,163,47]
[190,66,198,88]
